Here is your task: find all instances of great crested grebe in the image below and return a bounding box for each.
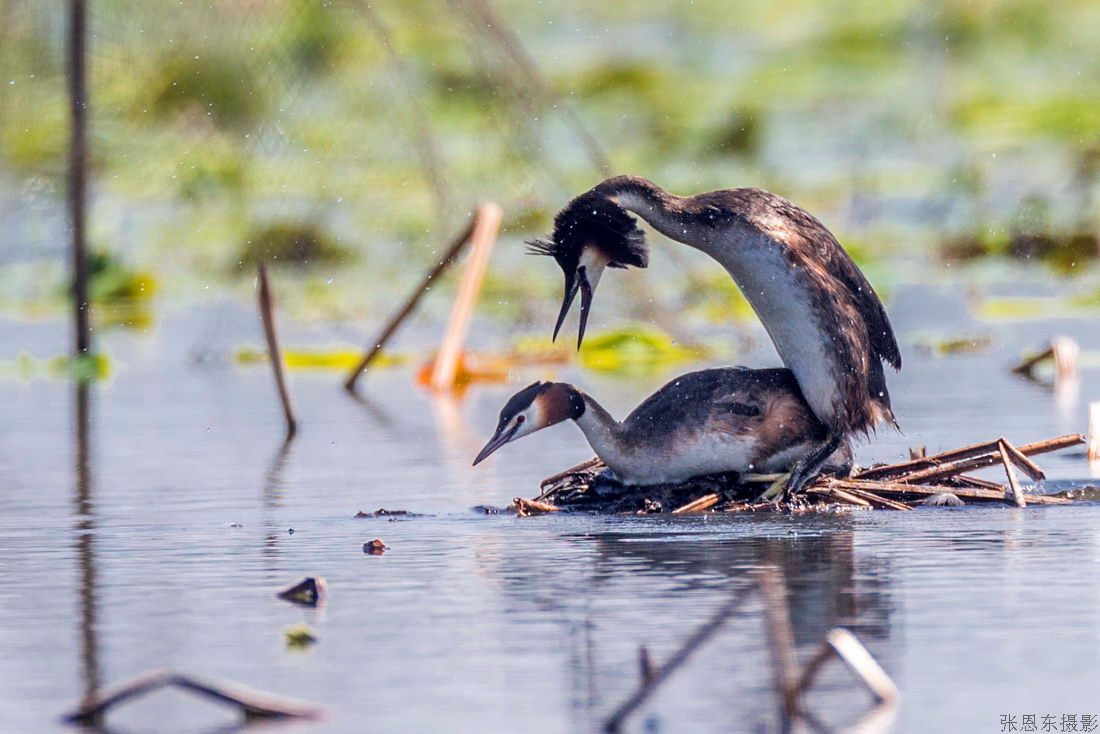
[528,175,900,493]
[472,367,851,486]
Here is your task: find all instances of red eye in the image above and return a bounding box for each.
[516,415,526,425]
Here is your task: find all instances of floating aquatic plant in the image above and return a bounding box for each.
[0,351,110,382]
[578,326,706,374]
[236,222,352,269]
[234,346,405,371]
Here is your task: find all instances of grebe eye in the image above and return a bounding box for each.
[516,415,526,425]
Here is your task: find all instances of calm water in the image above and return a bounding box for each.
[2,281,1100,734]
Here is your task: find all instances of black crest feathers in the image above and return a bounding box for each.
[526,191,648,273]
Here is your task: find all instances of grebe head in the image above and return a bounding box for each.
[472,382,585,465]
[527,192,648,348]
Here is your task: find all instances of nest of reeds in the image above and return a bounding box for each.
[516,434,1086,516]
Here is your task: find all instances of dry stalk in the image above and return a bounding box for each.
[671,493,719,514]
[429,202,502,391]
[344,213,479,392]
[602,585,754,732]
[62,669,323,725]
[998,440,1027,507]
[257,264,297,440]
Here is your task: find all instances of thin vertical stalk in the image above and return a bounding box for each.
[257,264,298,440]
[68,0,91,355]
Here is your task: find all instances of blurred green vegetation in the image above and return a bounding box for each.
[0,0,1098,312]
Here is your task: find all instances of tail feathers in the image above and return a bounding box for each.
[867,357,900,433]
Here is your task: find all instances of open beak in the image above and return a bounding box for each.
[552,271,579,343]
[551,267,594,350]
[576,271,593,350]
[472,422,520,466]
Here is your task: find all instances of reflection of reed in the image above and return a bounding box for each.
[73,382,101,710]
[261,438,294,568]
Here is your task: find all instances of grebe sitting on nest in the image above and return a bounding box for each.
[473,368,851,486]
[528,176,900,493]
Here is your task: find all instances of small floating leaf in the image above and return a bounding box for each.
[283,623,318,649]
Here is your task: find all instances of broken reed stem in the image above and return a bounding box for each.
[671,493,719,514]
[822,629,900,705]
[540,457,604,489]
[513,497,560,516]
[62,669,324,725]
[68,0,91,356]
[998,440,1027,507]
[257,264,297,440]
[864,434,1084,484]
[827,479,1071,505]
[344,214,479,392]
[796,629,899,706]
[997,440,1046,481]
[754,568,801,721]
[806,487,872,508]
[429,202,502,391]
[841,487,913,511]
[603,585,754,732]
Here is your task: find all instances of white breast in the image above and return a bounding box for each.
[605,434,759,486]
[706,232,840,425]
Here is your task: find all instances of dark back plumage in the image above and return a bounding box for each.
[621,367,830,450]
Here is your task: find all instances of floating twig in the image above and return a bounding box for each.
[257,264,297,440]
[62,669,324,725]
[840,487,913,511]
[513,497,561,516]
[344,214,480,392]
[429,202,502,391]
[671,493,719,514]
[603,585,754,732]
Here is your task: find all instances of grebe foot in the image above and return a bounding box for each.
[784,433,844,496]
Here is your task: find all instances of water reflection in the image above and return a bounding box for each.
[72,381,101,721]
[261,438,294,568]
[584,525,895,645]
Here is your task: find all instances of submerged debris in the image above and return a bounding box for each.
[1012,335,1079,384]
[363,539,389,554]
[276,576,327,607]
[355,508,414,518]
[532,434,1085,514]
[61,669,324,725]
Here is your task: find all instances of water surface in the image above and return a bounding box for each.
[2,286,1099,733]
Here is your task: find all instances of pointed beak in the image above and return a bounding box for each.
[472,422,520,466]
[576,270,593,350]
[552,272,579,343]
